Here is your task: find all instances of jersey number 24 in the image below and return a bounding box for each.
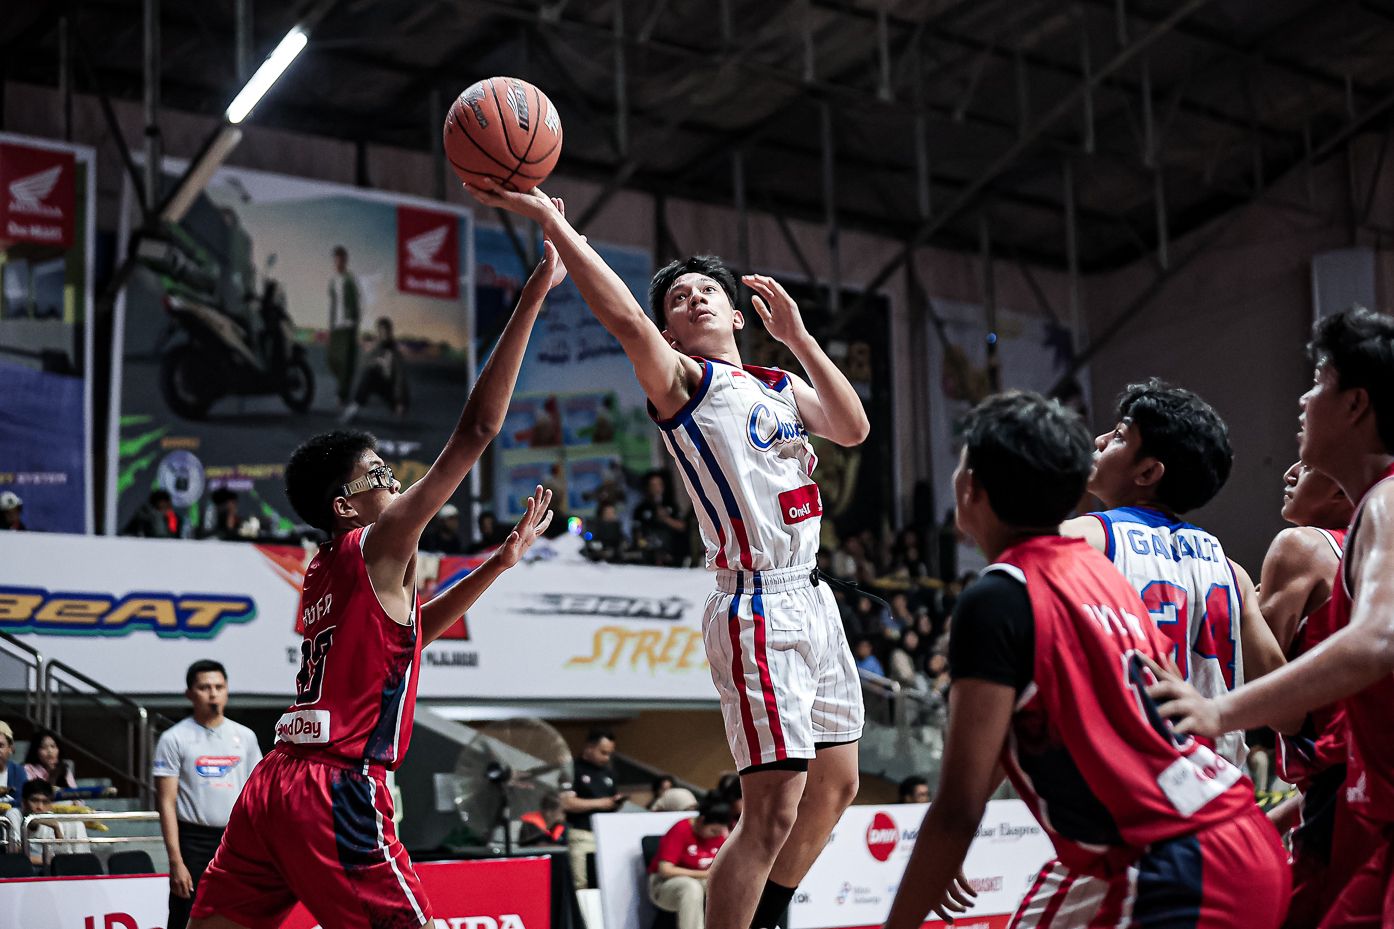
[1140,581,1236,689]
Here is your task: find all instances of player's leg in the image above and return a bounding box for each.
[1006,860,1116,929]
[706,767,806,929]
[766,740,858,886]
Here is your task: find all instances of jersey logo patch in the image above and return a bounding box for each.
[275,709,330,745]
[747,401,806,453]
[193,755,240,777]
[778,485,822,525]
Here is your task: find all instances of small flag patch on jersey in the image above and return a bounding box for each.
[778,485,822,525]
[194,755,241,777]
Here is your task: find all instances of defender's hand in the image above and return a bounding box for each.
[743,274,810,346]
[496,486,554,569]
[1142,655,1227,740]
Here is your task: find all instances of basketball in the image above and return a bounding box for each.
[443,76,563,192]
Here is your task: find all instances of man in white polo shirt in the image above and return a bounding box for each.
[154,660,262,929]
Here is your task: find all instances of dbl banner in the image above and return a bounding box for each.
[0,133,96,534]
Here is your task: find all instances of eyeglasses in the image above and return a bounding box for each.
[339,465,396,498]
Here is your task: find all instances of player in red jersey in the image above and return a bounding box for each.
[1259,461,1353,929]
[885,392,1290,929]
[189,224,569,929]
[1150,308,1394,929]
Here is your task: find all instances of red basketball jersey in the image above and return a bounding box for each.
[275,526,422,772]
[992,536,1256,876]
[1334,463,1394,825]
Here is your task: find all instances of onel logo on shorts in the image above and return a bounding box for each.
[778,485,822,525]
[274,709,330,745]
[865,811,898,861]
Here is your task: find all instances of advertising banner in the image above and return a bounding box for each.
[0,133,96,534]
[593,802,1052,929]
[0,874,167,928]
[0,532,717,701]
[279,857,551,929]
[109,163,475,539]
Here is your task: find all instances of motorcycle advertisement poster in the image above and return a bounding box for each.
[108,162,474,538]
[0,133,96,534]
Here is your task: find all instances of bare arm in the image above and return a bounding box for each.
[465,182,700,418]
[419,488,553,645]
[1234,560,1287,682]
[743,275,869,446]
[559,790,624,814]
[1060,514,1108,553]
[656,860,710,880]
[156,776,192,898]
[1258,528,1335,653]
[884,679,1012,929]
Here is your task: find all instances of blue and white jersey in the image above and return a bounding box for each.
[654,357,821,572]
[1092,506,1246,764]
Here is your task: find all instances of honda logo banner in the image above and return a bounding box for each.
[398,205,461,299]
[0,134,96,534]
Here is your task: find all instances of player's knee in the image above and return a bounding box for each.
[833,770,859,810]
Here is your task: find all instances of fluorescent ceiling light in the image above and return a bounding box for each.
[226,26,308,124]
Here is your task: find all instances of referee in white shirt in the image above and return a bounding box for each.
[154,660,262,929]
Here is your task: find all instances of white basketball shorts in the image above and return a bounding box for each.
[703,563,865,772]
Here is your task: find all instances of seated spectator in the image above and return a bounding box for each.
[651,788,699,813]
[885,592,915,636]
[0,720,25,801]
[467,511,510,553]
[123,490,183,538]
[198,488,245,541]
[584,502,627,563]
[898,776,930,804]
[633,471,687,566]
[518,795,567,846]
[646,774,676,811]
[22,779,89,867]
[421,504,464,554]
[24,729,75,790]
[713,773,743,821]
[648,796,734,929]
[853,637,884,677]
[0,492,25,531]
[887,629,924,691]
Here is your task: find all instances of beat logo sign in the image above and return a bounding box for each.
[0,141,75,248]
[397,205,459,300]
[865,811,899,861]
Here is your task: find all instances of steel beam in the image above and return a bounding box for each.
[1063,157,1081,350]
[613,0,628,158]
[821,101,840,312]
[59,16,72,142]
[236,0,253,82]
[143,0,161,213]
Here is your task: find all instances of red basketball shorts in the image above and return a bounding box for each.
[191,747,431,928]
[1317,819,1394,929]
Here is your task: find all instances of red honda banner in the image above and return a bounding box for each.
[0,141,75,248]
[279,856,551,929]
[398,204,461,299]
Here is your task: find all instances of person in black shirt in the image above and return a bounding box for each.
[560,727,627,888]
[633,471,687,566]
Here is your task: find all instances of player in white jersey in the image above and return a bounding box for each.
[1063,380,1285,766]
[470,180,869,929]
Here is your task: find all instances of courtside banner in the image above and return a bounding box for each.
[0,532,717,701]
[593,802,1052,929]
[279,857,551,929]
[0,873,167,928]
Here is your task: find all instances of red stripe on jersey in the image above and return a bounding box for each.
[727,589,760,764]
[1037,871,1078,928]
[1012,866,1054,927]
[751,582,787,760]
[729,517,755,571]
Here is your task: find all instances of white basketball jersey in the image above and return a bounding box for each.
[1092,506,1246,765]
[656,358,821,572]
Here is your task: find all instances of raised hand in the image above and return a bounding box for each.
[742,274,810,346]
[463,177,559,224]
[495,485,554,569]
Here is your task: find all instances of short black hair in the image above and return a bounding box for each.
[898,775,928,798]
[22,778,52,802]
[715,772,741,800]
[1115,379,1232,513]
[648,256,739,322]
[186,659,228,690]
[696,795,735,827]
[651,773,674,793]
[585,727,616,745]
[1310,307,1394,452]
[962,391,1093,527]
[285,430,378,531]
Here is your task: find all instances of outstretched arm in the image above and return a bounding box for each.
[743,275,869,446]
[365,223,567,576]
[420,487,553,645]
[465,181,700,419]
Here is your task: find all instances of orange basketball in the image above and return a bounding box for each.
[443,77,563,192]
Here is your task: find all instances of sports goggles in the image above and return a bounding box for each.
[339,465,396,498]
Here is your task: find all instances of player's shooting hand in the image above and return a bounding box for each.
[462,178,558,224]
[931,869,978,921]
[742,274,810,346]
[1140,654,1226,740]
[496,486,554,569]
[169,860,193,899]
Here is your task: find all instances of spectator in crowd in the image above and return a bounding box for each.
[468,511,510,553]
[888,629,924,691]
[341,316,410,423]
[0,492,25,531]
[123,490,183,538]
[22,778,89,867]
[886,592,915,636]
[652,787,700,812]
[519,795,567,847]
[898,776,931,804]
[647,774,676,810]
[23,729,75,789]
[584,501,627,562]
[198,488,245,541]
[633,471,687,566]
[853,637,884,677]
[154,659,262,929]
[561,728,626,889]
[648,796,735,929]
[0,720,26,800]
[714,773,743,821]
[420,503,464,554]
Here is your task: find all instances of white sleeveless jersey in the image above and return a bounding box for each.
[656,358,821,572]
[1092,506,1247,765]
